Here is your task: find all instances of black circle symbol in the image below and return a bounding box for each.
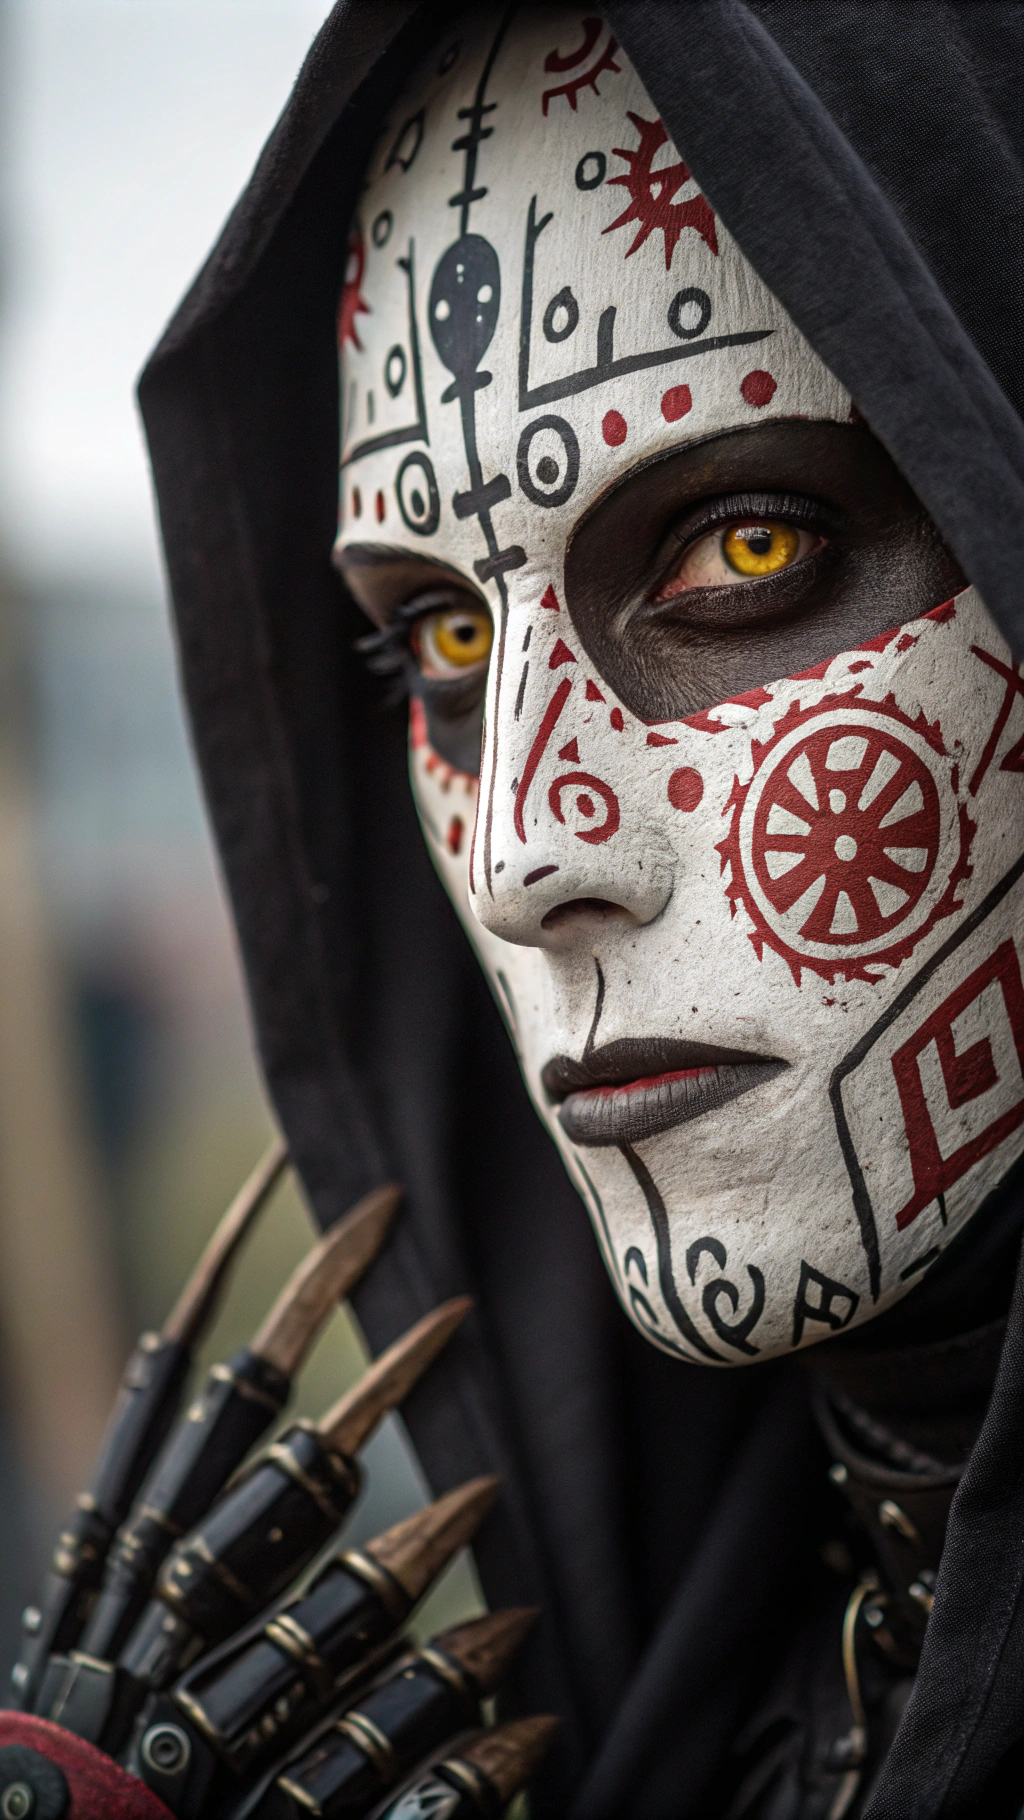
[438,41,459,74]
[371,210,393,249]
[517,416,580,509]
[396,452,440,536]
[428,236,501,378]
[384,345,407,398]
[542,287,580,344]
[575,151,607,190]
[668,287,712,340]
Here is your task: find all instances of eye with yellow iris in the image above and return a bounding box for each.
[655,515,823,600]
[415,605,493,678]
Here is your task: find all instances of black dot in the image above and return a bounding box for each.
[536,456,559,485]
[410,489,425,517]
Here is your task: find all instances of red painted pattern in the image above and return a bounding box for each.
[605,113,718,268]
[514,678,572,842]
[549,771,621,844]
[892,940,1024,1228]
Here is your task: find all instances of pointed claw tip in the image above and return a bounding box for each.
[456,1713,561,1800]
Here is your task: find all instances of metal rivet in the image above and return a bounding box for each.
[2,1784,35,1819]
[829,1462,849,1486]
[20,1610,40,1637]
[864,1604,885,1629]
[140,1725,191,1777]
[878,1498,919,1541]
[8,1667,27,1693]
[909,1580,935,1614]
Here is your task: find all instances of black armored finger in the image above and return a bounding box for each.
[15,1137,288,1714]
[172,1476,499,1776]
[76,1184,400,1669]
[256,1608,538,1820]
[113,1300,473,1710]
[373,1715,562,1818]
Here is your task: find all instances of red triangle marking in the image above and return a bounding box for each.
[540,584,560,611]
[549,638,577,669]
[585,679,605,701]
[558,738,581,763]
[647,731,678,747]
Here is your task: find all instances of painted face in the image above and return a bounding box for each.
[336,7,1024,1364]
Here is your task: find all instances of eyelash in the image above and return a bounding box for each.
[356,591,478,693]
[667,491,826,557]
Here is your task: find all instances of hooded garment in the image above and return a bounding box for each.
[138,5,1024,1815]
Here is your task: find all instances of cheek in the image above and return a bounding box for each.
[408,699,480,889]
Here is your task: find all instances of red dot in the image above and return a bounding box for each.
[602,410,627,446]
[447,815,464,855]
[375,489,386,521]
[351,487,362,517]
[610,707,624,731]
[576,794,595,818]
[668,767,704,812]
[740,370,777,409]
[661,385,692,423]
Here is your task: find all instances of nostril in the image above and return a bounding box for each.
[540,897,632,933]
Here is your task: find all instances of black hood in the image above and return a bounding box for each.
[138,6,1024,1815]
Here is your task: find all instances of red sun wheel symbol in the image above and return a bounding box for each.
[604,112,718,269]
[718,696,974,985]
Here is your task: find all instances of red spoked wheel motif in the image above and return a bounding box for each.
[719,695,973,984]
[753,723,940,944]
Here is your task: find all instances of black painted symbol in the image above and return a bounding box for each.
[624,1245,662,1338]
[385,345,407,397]
[686,1236,766,1355]
[396,451,440,536]
[342,242,429,469]
[519,198,771,409]
[575,151,607,190]
[430,236,501,381]
[385,109,425,174]
[620,1146,722,1361]
[791,1260,859,1346]
[668,287,712,340]
[517,416,580,509]
[439,8,523,903]
[543,287,579,343]
[371,210,393,249]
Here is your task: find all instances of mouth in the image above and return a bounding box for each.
[542,1037,788,1147]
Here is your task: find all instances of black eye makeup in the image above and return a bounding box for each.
[563,421,964,724]
[351,576,492,777]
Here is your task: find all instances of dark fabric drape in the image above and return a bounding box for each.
[138,4,1024,1812]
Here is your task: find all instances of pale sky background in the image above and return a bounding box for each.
[1,0,337,588]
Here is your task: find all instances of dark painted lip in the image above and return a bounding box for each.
[542,1039,788,1148]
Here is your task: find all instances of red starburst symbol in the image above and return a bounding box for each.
[604,112,718,270]
[338,225,370,352]
[716,691,975,986]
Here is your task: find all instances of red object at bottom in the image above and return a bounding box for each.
[0,1714,174,1819]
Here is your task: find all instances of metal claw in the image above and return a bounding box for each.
[252,1184,401,1377]
[318,1298,472,1459]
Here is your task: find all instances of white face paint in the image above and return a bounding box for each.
[336,7,1024,1363]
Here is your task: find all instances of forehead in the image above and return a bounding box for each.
[336,6,848,594]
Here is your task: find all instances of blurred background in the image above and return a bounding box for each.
[0,0,479,1684]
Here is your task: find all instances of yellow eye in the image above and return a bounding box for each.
[418,606,492,676]
[722,520,801,577]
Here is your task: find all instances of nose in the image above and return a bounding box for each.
[468,637,673,948]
